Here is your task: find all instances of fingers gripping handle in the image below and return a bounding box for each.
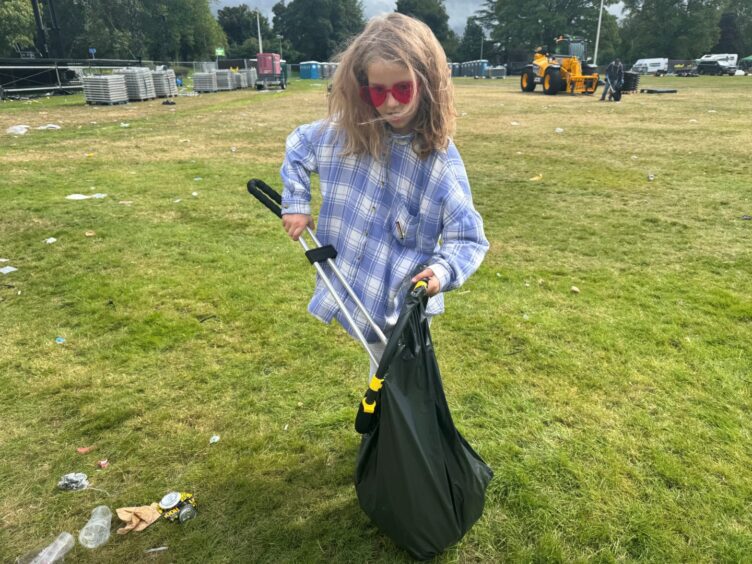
[247,179,283,218]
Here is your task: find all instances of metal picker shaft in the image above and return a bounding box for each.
[247,179,388,364]
[294,235,380,366]
[305,226,388,346]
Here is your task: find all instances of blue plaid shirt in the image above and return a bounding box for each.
[280,120,488,342]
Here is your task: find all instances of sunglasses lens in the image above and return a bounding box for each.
[359,85,373,105]
[369,85,388,107]
[392,82,414,104]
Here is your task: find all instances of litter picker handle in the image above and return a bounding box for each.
[250,178,282,204]
[247,179,282,218]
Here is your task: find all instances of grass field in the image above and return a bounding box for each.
[1,75,751,562]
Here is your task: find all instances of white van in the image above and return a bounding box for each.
[631,58,669,75]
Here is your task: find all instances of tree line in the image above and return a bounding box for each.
[1,0,750,65]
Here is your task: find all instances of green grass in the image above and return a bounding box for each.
[1,75,751,562]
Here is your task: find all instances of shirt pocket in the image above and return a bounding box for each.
[388,199,420,249]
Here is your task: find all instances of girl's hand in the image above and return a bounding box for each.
[411,268,440,296]
[282,214,315,241]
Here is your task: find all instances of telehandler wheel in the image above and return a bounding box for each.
[543,68,561,95]
[520,69,536,92]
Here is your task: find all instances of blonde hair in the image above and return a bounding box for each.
[327,13,456,160]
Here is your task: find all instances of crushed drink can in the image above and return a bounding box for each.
[157,491,197,523]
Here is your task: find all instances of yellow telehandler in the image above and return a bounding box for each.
[520,35,599,95]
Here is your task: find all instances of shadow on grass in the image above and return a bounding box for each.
[202,443,416,563]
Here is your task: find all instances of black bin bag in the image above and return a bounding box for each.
[354,284,493,560]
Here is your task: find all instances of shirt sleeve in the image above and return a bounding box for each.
[428,153,489,292]
[280,122,320,215]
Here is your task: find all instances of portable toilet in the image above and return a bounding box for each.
[479,59,489,77]
[310,61,321,80]
[300,61,312,79]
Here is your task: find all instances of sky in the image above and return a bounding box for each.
[215,1,486,34]
[214,1,623,35]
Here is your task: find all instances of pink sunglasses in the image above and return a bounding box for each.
[359,81,417,107]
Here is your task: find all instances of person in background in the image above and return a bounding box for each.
[600,57,624,101]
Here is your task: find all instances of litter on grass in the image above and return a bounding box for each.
[66,193,107,200]
[192,191,199,197]
[6,125,30,135]
[76,446,93,453]
[85,231,96,237]
[45,237,57,244]
[117,505,161,534]
[36,124,61,130]
[529,173,543,181]
[120,123,130,128]
[58,473,89,491]
[1,266,18,275]
[555,127,564,134]
[209,435,220,444]
[145,547,168,554]
[56,337,66,344]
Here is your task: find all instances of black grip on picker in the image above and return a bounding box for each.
[305,245,337,264]
[252,178,282,204]
[247,179,282,218]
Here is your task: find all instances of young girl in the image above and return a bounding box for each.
[280,13,488,375]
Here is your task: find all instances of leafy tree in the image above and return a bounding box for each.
[619,0,725,62]
[593,12,620,64]
[395,0,456,57]
[218,4,272,48]
[478,0,619,63]
[0,0,36,56]
[271,0,364,62]
[712,1,751,55]
[457,17,484,62]
[25,0,226,61]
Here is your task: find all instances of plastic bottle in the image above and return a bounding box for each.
[16,532,74,564]
[78,505,112,549]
